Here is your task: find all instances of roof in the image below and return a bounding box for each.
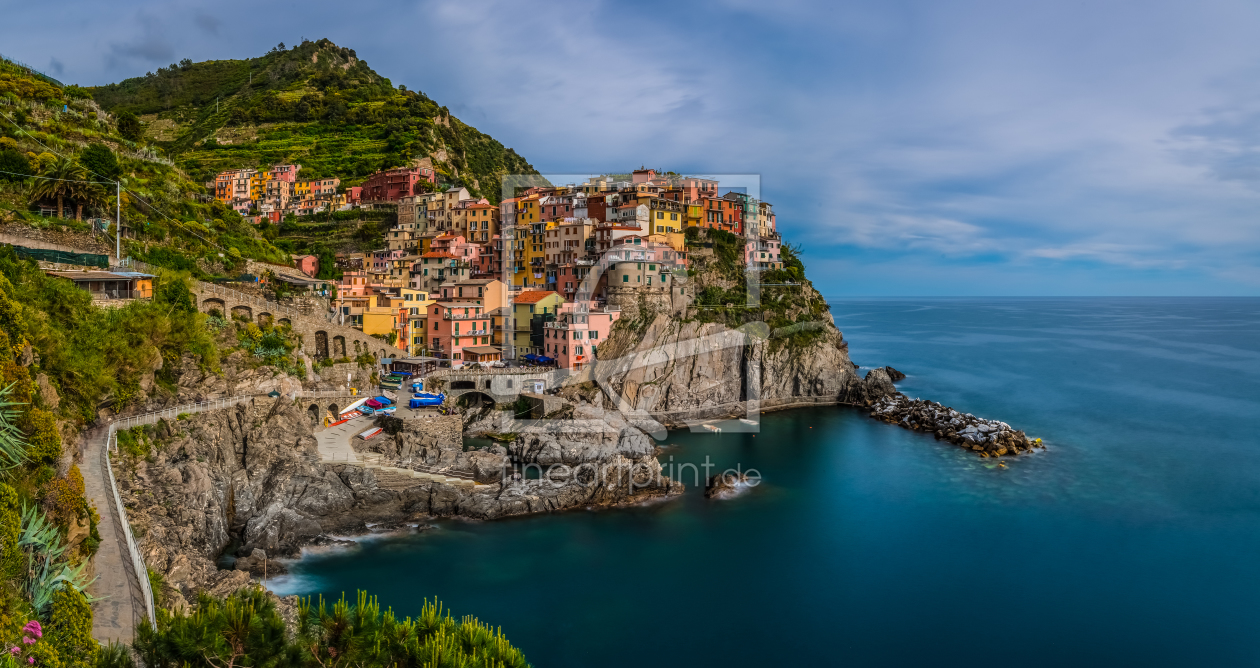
[513,290,560,304]
[46,271,137,282]
[421,252,459,259]
[464,346,502,355]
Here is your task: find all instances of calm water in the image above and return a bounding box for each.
[271,298,1260,667]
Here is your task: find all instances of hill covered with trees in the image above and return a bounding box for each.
[89,39,537,202]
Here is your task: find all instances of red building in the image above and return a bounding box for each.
[360,167,437,202]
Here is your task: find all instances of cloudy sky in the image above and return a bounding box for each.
[5,0,1260,295]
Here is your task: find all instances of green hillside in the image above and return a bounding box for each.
[0,56,290,274]
[89,38,536,202]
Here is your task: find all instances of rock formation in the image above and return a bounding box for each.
[867,394,1043,457]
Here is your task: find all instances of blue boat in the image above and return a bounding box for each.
[409,392,445,408]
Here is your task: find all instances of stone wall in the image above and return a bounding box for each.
[191,283,407,360]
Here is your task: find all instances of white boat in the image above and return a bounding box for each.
[739,418,758,426]
[701,424,722,433]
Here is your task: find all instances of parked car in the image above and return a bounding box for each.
[490,361,507,368]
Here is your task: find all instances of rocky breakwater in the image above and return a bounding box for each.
[868,394,1043,457]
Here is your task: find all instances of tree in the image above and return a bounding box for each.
[0,149,32,182]
[116,112,142,143]
[30,155,87,219]
[80,143,119,181]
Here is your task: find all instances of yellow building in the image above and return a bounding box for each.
[510,290,565,357]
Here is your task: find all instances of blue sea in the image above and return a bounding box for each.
[271,298,1260,667]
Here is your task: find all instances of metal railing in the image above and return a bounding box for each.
[103,395,254,628]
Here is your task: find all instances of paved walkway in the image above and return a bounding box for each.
[82,427,144,643]
[314,420,361,463]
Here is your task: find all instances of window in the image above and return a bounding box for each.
[590,330,599,339]
[649,264,655,271]
[575,346,583,355]
[573,331,580,340]
[623,275,629,283]
[434,322,439,330]
[657,212,664,219]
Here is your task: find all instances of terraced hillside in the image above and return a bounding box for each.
[89,39,537,202]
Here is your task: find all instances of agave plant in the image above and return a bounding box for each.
[0,382,29,469]
[18,503,95,615]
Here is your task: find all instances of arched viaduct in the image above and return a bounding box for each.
[191,283,408,361]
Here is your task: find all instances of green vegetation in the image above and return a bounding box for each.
[0,247,219,422]
[132,588,529,668]
[678,227,831,349]
[0,57,293,275]
[88,38,537,203]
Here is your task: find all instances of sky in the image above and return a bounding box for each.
[4,0,1260,296]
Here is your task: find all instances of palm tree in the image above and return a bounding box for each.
[29,155,87,219]
[76,182,108,221]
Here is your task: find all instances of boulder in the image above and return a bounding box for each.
[883,366,906,382]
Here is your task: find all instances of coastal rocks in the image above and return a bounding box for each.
[883,367,906,382]
[705,471,751,499]
[232,548,287,576]
[839,368,897,405]
[867,394,1043,457]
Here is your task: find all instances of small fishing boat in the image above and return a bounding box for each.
[739,418,758,426]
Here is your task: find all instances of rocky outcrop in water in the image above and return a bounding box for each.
[868,394,1043,457]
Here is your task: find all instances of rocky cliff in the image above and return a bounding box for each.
[593,237,893,425]
[123,397,679,601]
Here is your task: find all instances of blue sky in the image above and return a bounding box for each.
[4,0,1260,296]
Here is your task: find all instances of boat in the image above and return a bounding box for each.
[702,424,722,433]
[739,418,758,426]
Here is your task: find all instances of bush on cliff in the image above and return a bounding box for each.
[132,588,531,668]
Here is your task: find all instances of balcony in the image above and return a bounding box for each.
[444,312,487,320]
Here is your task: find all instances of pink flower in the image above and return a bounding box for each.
[9,647,18,654]
[21,638,33,646]
[27,657,33,664]
[21,622,41,639]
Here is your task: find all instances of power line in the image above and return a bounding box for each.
[0,169,114,184]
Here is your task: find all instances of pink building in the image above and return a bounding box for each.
[345,186,363,204]
[541,301,621,369]
[269,164,301,182]
[336,270,372,297]
[427,300,499,366]
[430,234,481,263]
[744,236,783,270]
[292,254,319,277]
[360,167,437,202]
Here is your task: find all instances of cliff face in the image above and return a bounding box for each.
[124,397,680,600]
[594,280,890,426]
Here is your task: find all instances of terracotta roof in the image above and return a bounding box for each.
[513,290,560,304]
[421,252,459,259]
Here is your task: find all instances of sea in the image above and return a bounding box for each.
[268,298,1260,667]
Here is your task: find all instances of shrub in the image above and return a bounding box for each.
[0,483,21,578]
[116,112,142,142]
[42,466,85,529]
[26,409,61,465]
[47,587,94,668]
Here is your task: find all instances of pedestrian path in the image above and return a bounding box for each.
[81,428,143,643]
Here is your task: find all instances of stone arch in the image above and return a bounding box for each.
[308,404,320,425]
[257,312,274,326]
[314,331,329,359]
[202,297,226,315]
[328,402,340,416]
[278,317,292,327]
[230,305,253,322]
[456,391,495,409]
[333,335,346,358]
